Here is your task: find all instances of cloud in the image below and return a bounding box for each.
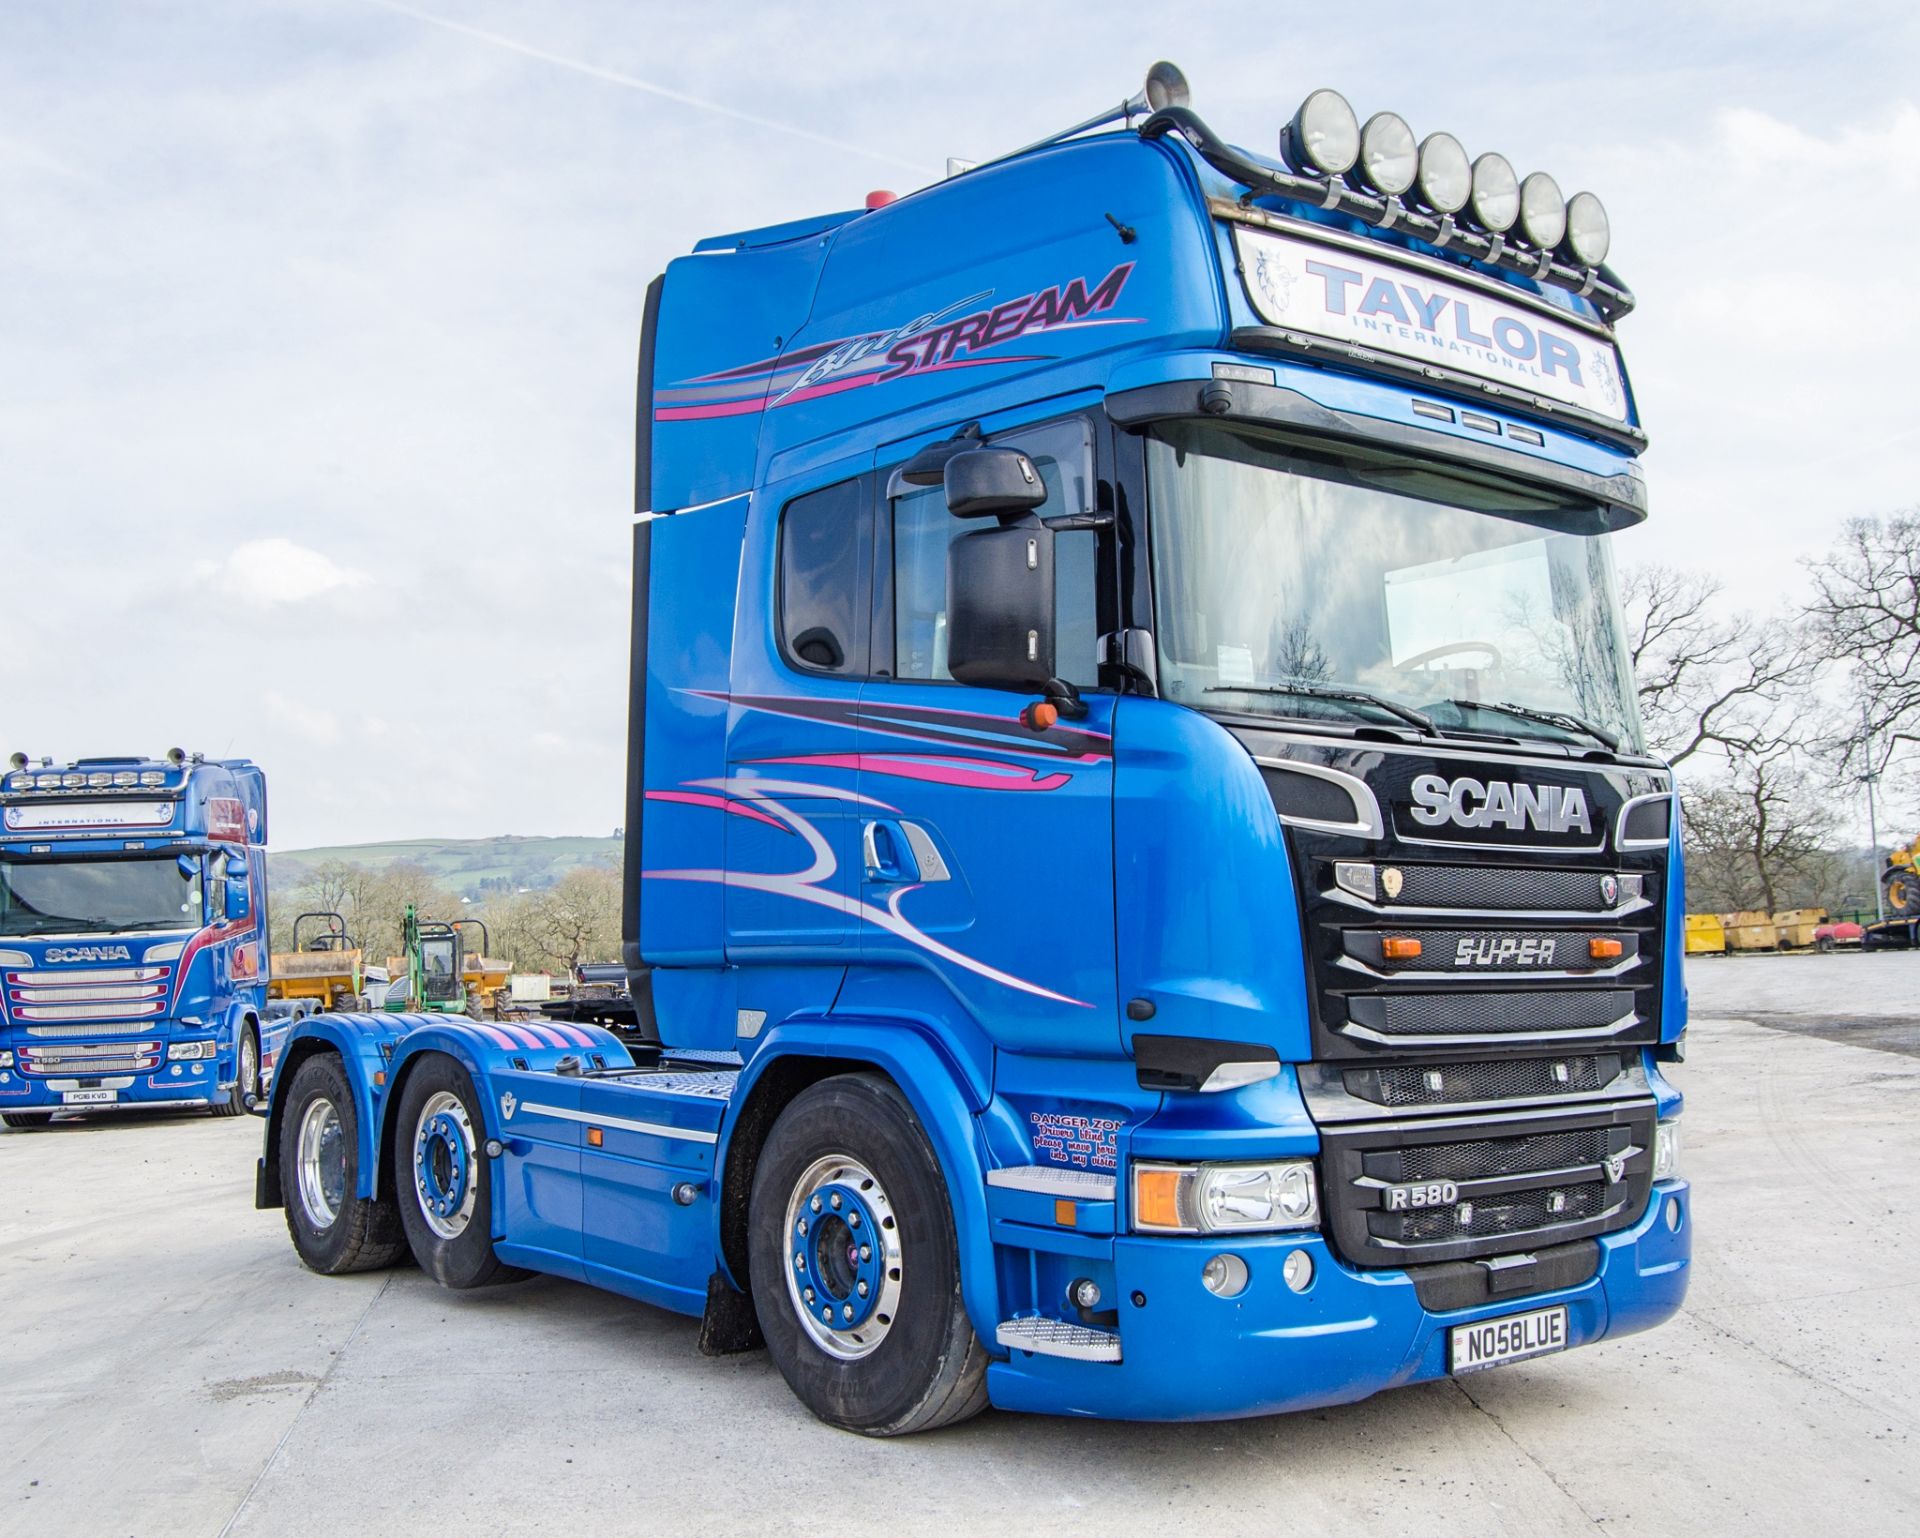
[194,538,373,607]
[265,689,342,746]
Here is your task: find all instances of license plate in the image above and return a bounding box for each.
[62,1089,118,1107]
[1450,1304,1567,1373]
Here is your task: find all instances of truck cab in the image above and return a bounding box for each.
[1,751,271,1125]
[261,67,1687,1432]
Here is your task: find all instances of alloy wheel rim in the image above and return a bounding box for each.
[782,1154,904,1360]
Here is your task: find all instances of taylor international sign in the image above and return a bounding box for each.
[1233,225,1631,423]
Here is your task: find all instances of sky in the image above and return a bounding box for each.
[3,0,1916,848]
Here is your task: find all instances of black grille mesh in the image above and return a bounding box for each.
[1379,1182,1610,1243]
[1348,1054,1622,1108]
[1345,990,1634,1038]
[1378,1125,1613,1182]
[1386,865,1623,911]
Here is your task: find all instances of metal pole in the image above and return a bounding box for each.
[1864,701,1884,923]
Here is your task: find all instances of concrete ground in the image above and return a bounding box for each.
[3,958,1917,1537]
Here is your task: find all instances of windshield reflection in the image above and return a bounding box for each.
[1146,422,1645,754]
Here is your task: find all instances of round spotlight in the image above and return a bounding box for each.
[1282,1249,1314,1293]
[1468,152,1519,233]
[1281,88,1359,177]
[1355,111,1417,196]
[1517,171,1566,249]
[1413,131,1471,213]
[1201,1253,1250,1298]
[1562,190,1611,266]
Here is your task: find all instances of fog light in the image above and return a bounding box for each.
[1281,88,1359,177]
[1665,1197,1682,1232]
[1469,152,1520,232]
[1282,1249,1314,1293]
[1517,171,1567,249]
[1070,1277,1102,1310]
[1562,190,1610,265]
[1201,1253,1249,1298]
[1355,111,1417,196]
[1414,130,1471,214]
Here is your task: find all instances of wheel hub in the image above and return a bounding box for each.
[783,1156,903,1360]
[295,1098,346,1228]
[414,1091,477,1239]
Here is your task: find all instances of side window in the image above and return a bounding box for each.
[779,478,871,675]
[207,852,228,923]
[888,420,1099,688]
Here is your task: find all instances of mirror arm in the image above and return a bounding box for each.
[1039,512,1114,532]
[1044,677,1090,720]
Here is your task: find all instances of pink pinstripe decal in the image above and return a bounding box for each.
[646,789,789,830]
[753,753,1071,792]
[472,1022,519,1051]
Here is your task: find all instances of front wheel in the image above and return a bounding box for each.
[394,1055,524,1289]
[748,1074,987,1435]
[278,1053,407,1273]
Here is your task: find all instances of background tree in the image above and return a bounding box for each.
[1807,512,1920,779]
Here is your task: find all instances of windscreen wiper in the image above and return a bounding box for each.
[1439,698,1619,752]
[1206,682,1436,735]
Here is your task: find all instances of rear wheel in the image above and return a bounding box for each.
[748,1074,987,1435]
[210,1024,259,1117]
[394,1055,524,1288]
[2,1112,52,1131]
[278,1053,406,1272]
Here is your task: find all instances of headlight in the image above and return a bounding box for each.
[1355,111,1417,196]
[1654,1121,1682,1182]
[167,1041,216,1061]
[1517,171,1566,249]
[1133,1160,1319,1234]
[1414,131,1471,214]
[1562,190,1610,266]
[0,1050,13,1068]
[1468,152,1519,232]
[1281,88,1359,177]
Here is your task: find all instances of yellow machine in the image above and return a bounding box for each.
[267,911,366,1012]
[1885,836,1920,916]
[383,915,510,1018]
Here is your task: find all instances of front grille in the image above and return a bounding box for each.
[19,1042,162,1076]
[1388,1182,1608,1243]
[1321,1101,1656,1267]
[1388,1125,1611,1182]
[1377,865,1632,912]
[1344,989,1635,1041]
[1346,929,1635,974]
[1346,1053,1624,1108]
[3,962,175,1028]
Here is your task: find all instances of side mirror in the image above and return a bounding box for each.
[226,855,249,883]
[945,522,1057,691]
[944,448,1047,520]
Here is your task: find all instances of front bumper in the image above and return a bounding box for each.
[986,1178,1689,1421]
[0,1060,226,1111]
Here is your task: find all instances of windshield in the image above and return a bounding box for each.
[1145,421,1645,753]
[0,856,204,937]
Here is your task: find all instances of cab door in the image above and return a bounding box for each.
[846,416,1120,1052]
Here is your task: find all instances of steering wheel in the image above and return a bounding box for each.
[1399,641,1503,672]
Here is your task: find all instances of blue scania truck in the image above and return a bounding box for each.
[258,66,1688,1432]
[1,751,271,1126]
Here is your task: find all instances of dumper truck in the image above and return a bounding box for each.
[257,65,1688,1432]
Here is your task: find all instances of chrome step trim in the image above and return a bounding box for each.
[985,1165,1116,1200]
[995,1316,1122,1363]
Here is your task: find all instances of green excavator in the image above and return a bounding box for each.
[382,905,472,1016]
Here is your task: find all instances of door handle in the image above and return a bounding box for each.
[862,820,917,883]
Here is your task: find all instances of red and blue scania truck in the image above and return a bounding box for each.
[1,750,271,1126]
[257,66,1689,1432]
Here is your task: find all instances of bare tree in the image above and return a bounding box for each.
[1621,564,1818,766]
[1679,747,1838,913]
[1807,513,1920,775]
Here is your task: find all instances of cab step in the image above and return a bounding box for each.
[995,1315,1123,1363]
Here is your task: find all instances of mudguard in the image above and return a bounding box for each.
[721,1020,1000,1343]
[258,1013,632,1204]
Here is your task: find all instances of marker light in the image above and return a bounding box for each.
[1469,152,1520,232]
[1281,88,1359,177]
[1414,131,1471,213]
[1517,171,1567,249]
[1354,111,1417,195]
[1562,190,1610,265]
[1381,936,1423,961]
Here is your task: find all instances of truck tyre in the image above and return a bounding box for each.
[210,1024,259,1118]
[3,1112,53,1131]
[279,1053,406,1273]
[748,1073,988,1436]
[394,1055,525,1289]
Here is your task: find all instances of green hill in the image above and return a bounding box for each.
[271,835,621,900]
